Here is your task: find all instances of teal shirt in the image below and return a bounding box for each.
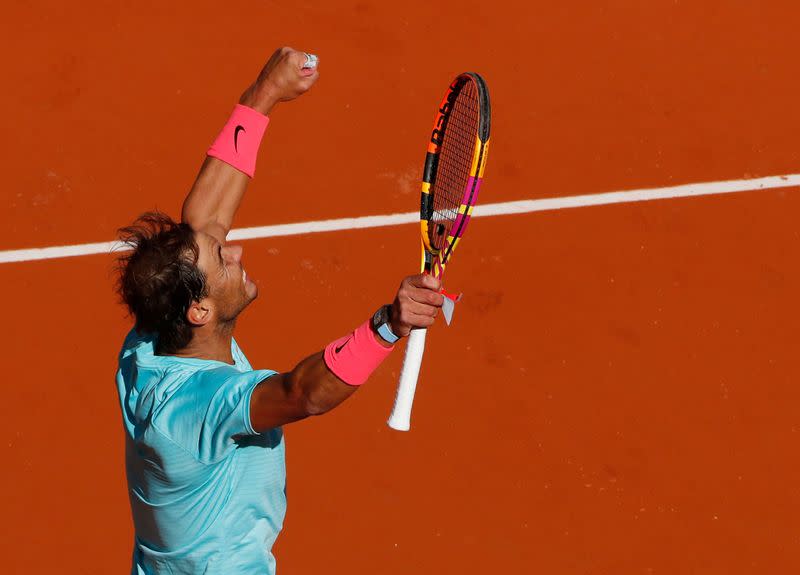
[116,329,286,575]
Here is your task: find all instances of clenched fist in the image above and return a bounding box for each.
[239,47,319,114]
[389,274,445,338]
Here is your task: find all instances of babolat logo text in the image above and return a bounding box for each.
[430,83,462,146]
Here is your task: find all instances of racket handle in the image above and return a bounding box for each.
[387,328,428,431]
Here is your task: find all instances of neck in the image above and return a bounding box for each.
[173,321,236,365]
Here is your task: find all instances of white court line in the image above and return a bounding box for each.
[2,173,799,265]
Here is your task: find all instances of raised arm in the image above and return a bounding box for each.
[249,274,445,431]
[181,48,318,243]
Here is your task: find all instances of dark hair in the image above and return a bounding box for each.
[116,212,208,354]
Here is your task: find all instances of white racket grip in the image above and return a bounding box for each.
[387,328,428,431]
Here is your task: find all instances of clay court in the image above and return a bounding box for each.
[3,1,800,573]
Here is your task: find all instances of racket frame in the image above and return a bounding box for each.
[388,72,491,432]
[420,72,491,278]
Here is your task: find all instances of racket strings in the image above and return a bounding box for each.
[430,81,480,252]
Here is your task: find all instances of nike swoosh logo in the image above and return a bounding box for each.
[234,125,245,152]
[334,337,352,354]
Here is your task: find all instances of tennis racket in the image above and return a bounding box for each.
[387,72,491,431]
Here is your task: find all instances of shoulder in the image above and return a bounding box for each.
[153,365,279,461]
[159,364,278,415]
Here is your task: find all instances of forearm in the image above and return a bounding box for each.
[249,316,396,431]
[181,48,318,239]
[288,276,444,417]
[290,351,361,416]
[181,91,277,240]
[296,319,395,415]
[248,349,376,432]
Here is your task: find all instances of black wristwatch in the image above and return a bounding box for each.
[372,305,399,344]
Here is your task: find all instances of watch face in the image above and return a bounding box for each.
[373,305,389,328]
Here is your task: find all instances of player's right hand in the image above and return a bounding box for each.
[240,47,319,114]
[389,274,445,337]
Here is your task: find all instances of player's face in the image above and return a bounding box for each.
[194,231,258,322]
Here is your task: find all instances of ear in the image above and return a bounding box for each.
[186,300,212,327]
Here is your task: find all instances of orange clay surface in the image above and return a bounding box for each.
[2,1,800,573]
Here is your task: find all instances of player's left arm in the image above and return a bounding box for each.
[181,48,318,243]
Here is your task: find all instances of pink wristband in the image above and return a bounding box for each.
[324,319,395,386]
[207,104,270,177]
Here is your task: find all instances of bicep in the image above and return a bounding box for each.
[249,372,311,431]
[249,350,362,432]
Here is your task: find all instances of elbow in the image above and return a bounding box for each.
[181,213,229,242]
[179,200,205,230]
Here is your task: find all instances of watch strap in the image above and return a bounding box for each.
[377,320,400,344]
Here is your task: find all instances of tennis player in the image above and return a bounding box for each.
[115,47,443,575]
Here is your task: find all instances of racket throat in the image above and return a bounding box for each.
[423,253,447,280]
